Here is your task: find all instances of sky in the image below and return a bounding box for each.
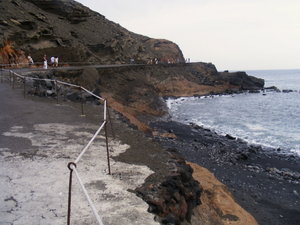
[77,0,300,70]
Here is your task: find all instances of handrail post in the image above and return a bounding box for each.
[67,162,76,225]
[55,80,59,104]
[104,100,111,175]
[104,100,107,121]
[80,88,84,116]
[105,121,111,175]
[12,72,15,89]
[23,77,26,98]
[63,86,66,102]
[106,104,115,139]
[9,70,12,86]
[0,68,3,83]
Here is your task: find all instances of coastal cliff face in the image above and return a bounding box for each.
[0,0,184,64]
[47,64,264,131]
[1,1,265,224]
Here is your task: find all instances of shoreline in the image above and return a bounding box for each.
[4,67,299,224]
[150,119,300,225]
[165,90,300,157]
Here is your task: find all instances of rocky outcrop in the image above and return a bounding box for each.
[187,163,258,225]
[219,71,265,91]
[136,149,201,225]
[0,0,184,64]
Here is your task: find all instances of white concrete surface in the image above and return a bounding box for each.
[0,123,159,225]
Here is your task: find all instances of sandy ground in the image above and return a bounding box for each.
[0,83,158,225]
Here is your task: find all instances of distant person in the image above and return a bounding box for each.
[43,55,48,69]
[27,54,34,66]
[50,56,55,66]
[54,56,59,67]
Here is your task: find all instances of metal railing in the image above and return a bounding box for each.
[1,68,111,225]
[0,61,99,68]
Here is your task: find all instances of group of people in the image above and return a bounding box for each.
[43,55,58,69]
[147,57,182,65]
[27,54,59,69]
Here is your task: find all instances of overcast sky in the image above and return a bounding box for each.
[77,0,300,70]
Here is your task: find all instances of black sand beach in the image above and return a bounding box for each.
[150,120,300,225]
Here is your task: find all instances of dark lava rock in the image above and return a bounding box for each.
[1,0,184,64]
[219,71,264,91]
[248,90,260,93]
[282,89,294,93]
[225,134,236,140]
[136,149,201,225]
[264,86,281,92]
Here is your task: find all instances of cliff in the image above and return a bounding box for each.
[49,64,264,131]
[0,0,184,64]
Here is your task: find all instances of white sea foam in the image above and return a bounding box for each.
[168,69,300,156]
[244,123,268,131]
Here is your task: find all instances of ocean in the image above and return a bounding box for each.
[167,69,300,156]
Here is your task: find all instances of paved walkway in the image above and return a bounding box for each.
[0,82,158,225]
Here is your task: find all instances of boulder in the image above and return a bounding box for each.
[136,149,201,224]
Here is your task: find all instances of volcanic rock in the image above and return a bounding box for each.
[1,0,184,64]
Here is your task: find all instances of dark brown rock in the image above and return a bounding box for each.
[0,0,184,64]
[136,149,201,225]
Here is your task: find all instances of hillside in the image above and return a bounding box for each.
[0,0,184,64]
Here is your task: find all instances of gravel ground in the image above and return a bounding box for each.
[151,120,300,225]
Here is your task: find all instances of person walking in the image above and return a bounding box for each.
[27,54,34,66]
[43,55,48,69]
[50,56,55,66]
[54,56,59,67]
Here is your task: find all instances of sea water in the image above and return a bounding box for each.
[167,69,300,156]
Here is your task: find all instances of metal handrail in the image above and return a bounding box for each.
[72,166,105,225]
[56,80,81,88]
[0,61,97,67]
[1,68,108,225]
[74,121,106,164]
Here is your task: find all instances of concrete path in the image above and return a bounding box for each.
[0,82,158,224]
